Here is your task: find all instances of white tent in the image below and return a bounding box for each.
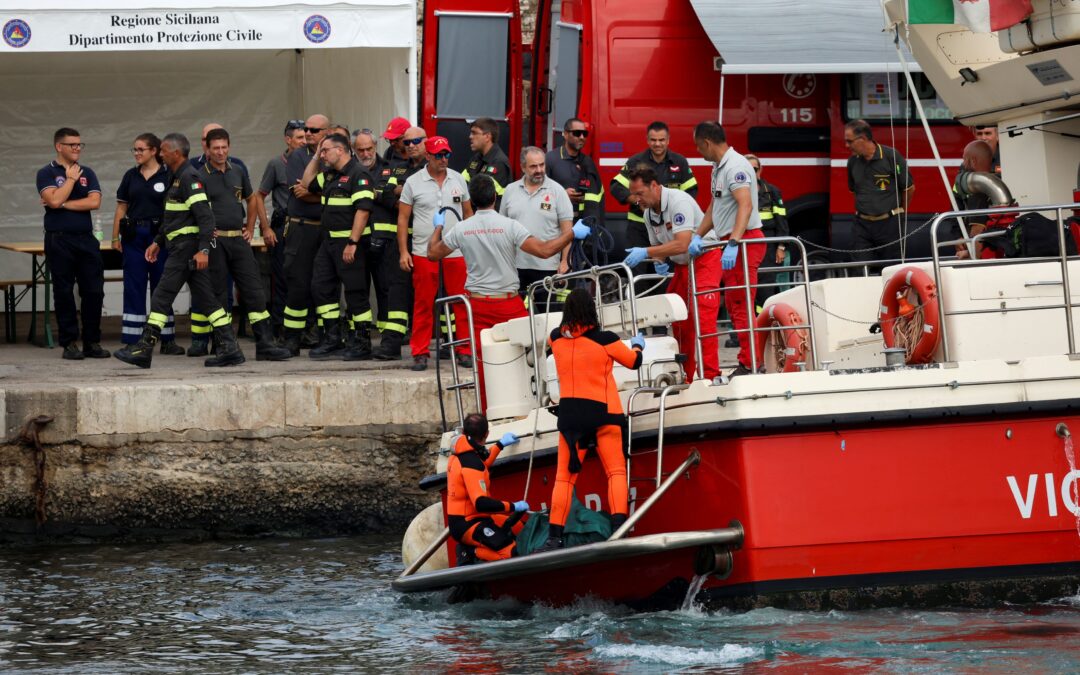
[0,0,416,242]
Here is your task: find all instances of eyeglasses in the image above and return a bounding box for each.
[304,126,325,133]
[433,151,452,159]
[843,136,864,146]
[403,137,426,146]
[59,142,86,150]
[131,147,151,154]
[567,129,588,138]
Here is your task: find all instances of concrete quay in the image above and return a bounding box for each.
[0,337,470,544]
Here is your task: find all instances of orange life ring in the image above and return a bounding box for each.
[753,302,809,373]
[879,266,942,364]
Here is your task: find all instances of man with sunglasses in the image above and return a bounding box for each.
[281,114,330,354]
[545,117,603,223]
[255,120,307,336]
[397,136,474,371]
[844,118,914,266]
[301,133,378,360]
[36,127,109,360]
[382,117,411,163]
[462,118,512,210]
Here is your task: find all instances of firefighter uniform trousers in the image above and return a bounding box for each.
[148,237,229,334]
[668,249,723,382]
[282,216,322,333]
[208,232,274,327]
[368,158,411,340]
[311,232,372,328]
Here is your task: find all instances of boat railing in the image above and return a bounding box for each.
[625,383,690,490]
[929,202,1080,362]
[610,449,700,541]
[688,235,817,375]
[433,293,480,430]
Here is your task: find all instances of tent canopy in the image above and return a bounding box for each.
[0,1,416,239]
[688,0,919,74]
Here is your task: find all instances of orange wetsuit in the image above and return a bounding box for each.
[446,434,522,562]
[547,324,643,527]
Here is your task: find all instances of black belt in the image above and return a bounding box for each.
[134,217,161,227]
[287,216,321,225]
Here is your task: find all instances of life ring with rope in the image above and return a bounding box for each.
[879,266,942,364]
[753,302,809,373]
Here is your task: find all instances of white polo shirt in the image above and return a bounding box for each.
[401,167,471,258]
[710,148,761,239]
[499,176,574,271]
[441,209,532,295]
[642,187,708,266]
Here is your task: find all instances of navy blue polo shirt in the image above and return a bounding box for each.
[191,154,248,177]
[116,163,170,222]
[36,161,101,233]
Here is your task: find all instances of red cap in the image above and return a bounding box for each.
[425,136,451,154]
[382,117,410,140]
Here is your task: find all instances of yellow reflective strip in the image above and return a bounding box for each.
[583,192,602,203]
[317,173,326,188]
[164,202,188,212]
[613,173,630,188]
[382,322,407,334]
[373,223,397,232]
[774,206,787,216]
[206,308,227,324]
[147,312,168,328]
[759,212,774,221]
[351,190,374,202]
[317,303,339,315]
[165,226,199,240]
[388,310,409,320]
[248,311,270,324]
[185,193,208,207]
[462,169,471,181]
[679,177,698,191]
[190,313,208,321]
[352,310,373,323]
[210,315,231,328]
[627,212,645,223]
[493,183,505,196]
[387,177,399,185]
[326,197,352,206]
[283,318,306,329]
[284,306,308,318]
[321,309,341,319]
[328,230,352,238]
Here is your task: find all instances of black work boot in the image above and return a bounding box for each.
[372,331,403,361]
[252,320,292,361]
[533,525,565,554]
[342,324,373,361]
[309,321,344,360]
[204,325,246,367]
[300,324,321,349]
[283,328,302,357]
[186,335,210,357]
[159,339,186,355]
[114,324,160,369]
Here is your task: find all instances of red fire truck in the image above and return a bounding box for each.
[420,0,975,263]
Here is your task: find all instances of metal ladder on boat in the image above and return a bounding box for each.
[433,294,480,431]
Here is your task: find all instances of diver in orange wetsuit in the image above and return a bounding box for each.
[446,412,529,564]
[538,288,645,552]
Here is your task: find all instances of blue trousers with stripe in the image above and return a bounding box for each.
[122,224,175,344]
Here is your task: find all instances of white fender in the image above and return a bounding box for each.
[401,502,449,573]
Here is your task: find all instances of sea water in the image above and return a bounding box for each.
[1,536,1079,673]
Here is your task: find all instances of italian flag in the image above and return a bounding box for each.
[908,0,1033,32]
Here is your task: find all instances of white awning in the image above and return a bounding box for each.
[0,1,414,52]
[688,0,918,74]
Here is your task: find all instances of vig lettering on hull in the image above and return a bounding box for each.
[1006,472,1080,519]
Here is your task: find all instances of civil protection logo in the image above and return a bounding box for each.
[304,15,330,43]
[3,19,31,48]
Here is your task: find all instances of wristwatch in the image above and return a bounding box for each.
[726,238,740,246]
[346,238,359,246]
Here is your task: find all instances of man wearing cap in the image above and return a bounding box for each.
[461,117,512,209]
[302,133,378,360]
[255,120,306,336]
[382,116,410,164]
[429,174,588,410]
[398,136,474,371]
[499,146,574,308]
[281,114,329,354]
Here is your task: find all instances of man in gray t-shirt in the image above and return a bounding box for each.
[429,173,584,412]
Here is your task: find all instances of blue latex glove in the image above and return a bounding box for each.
[653,262,670,276]
[500,432,520,447]
[432,211,445,228]
[572,219,591,239]
[512,500,530,513]
[688,234,705,257]
[721,241,739,270]
[630,332,646,350]
[624,247,648,268]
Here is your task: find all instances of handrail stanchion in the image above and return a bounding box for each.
[434,294,480,426]
[687,257,706,381]
[655,383,690,487]
[740,241,758,373]
[1056,207,1077,355]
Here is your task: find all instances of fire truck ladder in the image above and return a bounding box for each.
[434,293,480,431]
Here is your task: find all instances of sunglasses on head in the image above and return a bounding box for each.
[567,129,588,138]
[304,126,325,133]
[433,151,452,159]
[403,137,427,146]
[285,119,305,129]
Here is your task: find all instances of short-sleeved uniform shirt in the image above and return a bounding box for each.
[201,160,252,230]
[191,154,249,178]
[710,148,761,239]
[36,161,101,233]
[847,143,913,216]
[116,163,169,223]
[158,163,215,250]
[309,157,375,233]
[441,210,531,296]
[286,146,322,220]
[258,153,291,217]
[401,167,470,258]
[642,187,708,266]
[610,149,698,221]
[499,176,573,271]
